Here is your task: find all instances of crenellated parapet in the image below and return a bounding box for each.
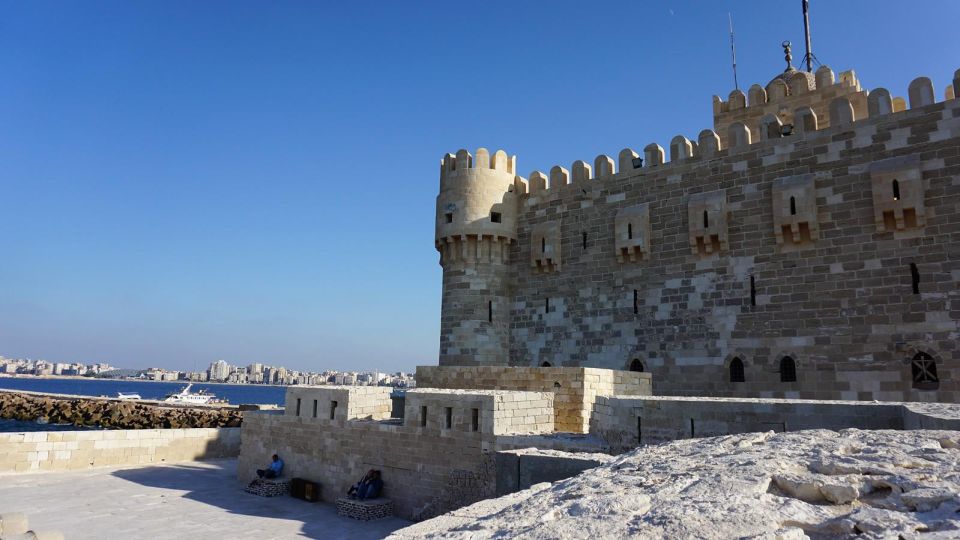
[436,147,524,266]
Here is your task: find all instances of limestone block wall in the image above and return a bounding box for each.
[0,427,240,473]
[239,389,553,520]
[499,72,960,402]
[415,366,651,433]
[284,386,392,421]
[589,396,960,454]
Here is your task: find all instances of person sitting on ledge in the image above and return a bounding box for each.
[256,454,284,479]
[347,469,383,500]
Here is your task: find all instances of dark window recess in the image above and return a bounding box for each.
[780,357,797,383]
[491,212,502,223]
[633,289,639,314]
[627,223,633,240]
[637,416,642,443]
[541,237,546,253]
[488,300,492,323]
[295,398,301,416]
[689,418,695,438]
[703,211,709,228]
[445,213,453,223]
[545,297,550,313]
[910,263,920,295]
[420,405,427,427]
[582,232,587,249]
[911,352,939,390]
[444,407,453,429]
[330,400,338,420]
[729,357,745,383]
[629,359,644,372]
[789,196,797,215]
[541,361,552,367]
[750,275,756,307]
[312,399,318,418]
[471,408,479,432]
[893,179,901,201]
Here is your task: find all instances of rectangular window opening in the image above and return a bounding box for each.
[295,398,301,416]
[690,418,695,438]
[420,405,427,427]
[445,212,453,224]
[750,275,756,306]
[488,300,492,323]
[582,232,587,250]
[633,289,638,315]
[545,297,550,313]
[312,399,318,418]
[910,263,920,295]
[330,400,338,420]
[637,416,642,444]
[444,407,453,429]
[490,211,502,223]
[471,408,479,432]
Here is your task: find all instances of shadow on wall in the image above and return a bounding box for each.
[109,458,407,540]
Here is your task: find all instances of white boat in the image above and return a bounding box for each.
[162,384,222,405]
[116,392,142,400]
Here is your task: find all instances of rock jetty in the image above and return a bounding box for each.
[0,392,242,429]
[393,429,960,539]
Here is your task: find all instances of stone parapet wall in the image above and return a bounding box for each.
[285,386,392,422]
[404,390,554,436]
[590,395,960,453]
[415,366,651,433]
[0,427,240,473]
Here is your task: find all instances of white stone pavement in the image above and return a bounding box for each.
[0,459,409,539]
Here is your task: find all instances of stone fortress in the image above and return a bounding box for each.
[435,60,960,403]
[235,57,960,526]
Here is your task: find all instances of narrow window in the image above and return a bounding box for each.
[420,405,427,427]
[471,408,479,432]
[910,263,920,295]
[488,300,493,322]
[689,418,695,438]
[295,398,301,416]
[444,407,452,429]
[892,179,901,201]
[627,223,633,240]
[780,356,797,383]
[789,196,797,215]
[330,400,338,420]
[541,237,546,253]
[633,289,638,314]
[629,359,644,372]
[445,212,453,223]
[750,275,756,307]
[540,361,552,367]
[729,357,745,383]
[703,210,709,228]
[637,416,642,444]
[490,211,502,223]
[545,297,549,313]
[911,352,939,390]
[582,231,587,250]
[312,399,318,418]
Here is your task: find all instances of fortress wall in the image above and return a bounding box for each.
[415,366,651,433]
[285,385,392,421]
[239,389,554,520]
[507,96,960,401]
[0,427,240,473]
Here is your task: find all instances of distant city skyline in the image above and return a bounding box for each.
[1,2,957,372]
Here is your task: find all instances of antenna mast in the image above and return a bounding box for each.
[729,13,739,90]
[802,0,813,72]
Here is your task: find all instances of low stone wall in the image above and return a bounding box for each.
[494,448,613,496]
[0,391,243,429]
[0,427,241,473]
[590,395,960,453]
[415,366,651,433]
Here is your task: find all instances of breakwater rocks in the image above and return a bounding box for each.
[0,392,243,429]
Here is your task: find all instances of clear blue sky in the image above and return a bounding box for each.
[0,1,956,373]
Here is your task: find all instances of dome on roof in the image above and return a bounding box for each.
[767,68,816,93]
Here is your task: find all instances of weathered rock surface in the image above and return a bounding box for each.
[0,392,242,429]
[391,429,960,539]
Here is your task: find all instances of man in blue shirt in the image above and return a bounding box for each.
[257,454,284,479]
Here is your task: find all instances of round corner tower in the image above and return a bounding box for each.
[436,147,521,366]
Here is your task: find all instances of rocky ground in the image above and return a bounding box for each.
[393,429,960,539]
[0,391,242,429]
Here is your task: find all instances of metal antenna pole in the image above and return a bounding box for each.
[729,13,739,90]
[802,0,813,72]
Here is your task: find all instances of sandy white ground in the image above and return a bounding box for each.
[392,429,960,539]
